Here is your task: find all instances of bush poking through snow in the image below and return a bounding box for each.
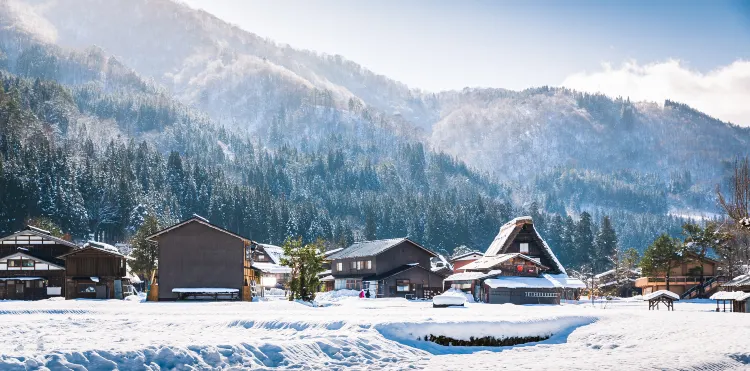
[422,333,551,347]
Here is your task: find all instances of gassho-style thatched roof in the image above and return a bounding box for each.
[483,216,566,275]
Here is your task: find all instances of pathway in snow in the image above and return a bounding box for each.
[0,298,747,370]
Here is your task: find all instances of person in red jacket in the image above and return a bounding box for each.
[359,289,365,298]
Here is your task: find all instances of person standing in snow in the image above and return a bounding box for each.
[359,289,365,298]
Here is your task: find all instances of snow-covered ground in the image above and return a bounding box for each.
[0,296,748,370]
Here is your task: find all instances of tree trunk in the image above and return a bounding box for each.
[665,272,670,292]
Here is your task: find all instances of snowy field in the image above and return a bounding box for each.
[1,294,748,370]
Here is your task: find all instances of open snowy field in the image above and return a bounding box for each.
[1,295,748,370]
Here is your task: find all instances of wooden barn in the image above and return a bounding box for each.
[443,216,584,304]
[59,241,129,299]
[328,238,445,299]
[147,216,255,301]
[0,226,78,300]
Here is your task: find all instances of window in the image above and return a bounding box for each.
[345,279,361,290]
[15,284,23,295]
[356,261,363,270]
[351,261,357,269]
[520,243,529,254]
[78,284,96,293]
[366,260,372,270]
[256,254,265,261]
[336,262,343,271]
[396,279,410,292]
[8,260,22,267]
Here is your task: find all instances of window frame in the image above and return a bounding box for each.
[520,243,529,254]
[396,279,410,292]
[336,262,343,271]
[366,260,372,270]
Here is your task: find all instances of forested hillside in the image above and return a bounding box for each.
[0,21,519,256]
[0,0,742,266]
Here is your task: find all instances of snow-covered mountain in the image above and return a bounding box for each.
[1,0,746,253]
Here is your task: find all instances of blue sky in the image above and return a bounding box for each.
[182,0,750,125]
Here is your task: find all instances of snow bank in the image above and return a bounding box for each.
[375,316,596,354]
[313,289,360,304]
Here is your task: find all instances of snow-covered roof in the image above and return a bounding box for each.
[322,248,343,258]
[710,291,750,301]
[544,274,586,289]
[431,254,453,272]
[252,262,292,274]
[317,269,332,277]
[329,238,436,260]
[257,243,285,265]
[642,290,680,301]
[319,275,335,282]
[461,253,549,271]
[723,275,750,287]
[59,242,126,258]
[443,271,488,281]
[482,216,566,275]
[86,241,121,254]
[172,288,239,293]
[594,268,641,280]
[449,251,484,262]
[0,228,79,249]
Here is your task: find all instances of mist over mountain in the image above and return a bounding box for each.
[1,0,746,258]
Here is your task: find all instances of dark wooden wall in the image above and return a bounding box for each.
[375,241,432,273]
[65,251,125,277]
[157,222,244,300]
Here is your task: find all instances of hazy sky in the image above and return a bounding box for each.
[182,0,750,125]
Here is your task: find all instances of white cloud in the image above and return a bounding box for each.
[561,59,750,127]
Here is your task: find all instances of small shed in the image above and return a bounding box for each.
[709,291,750,313]
[643,290,679,311]
[59,241,129,299]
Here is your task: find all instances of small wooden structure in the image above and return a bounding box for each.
[59,241,129,299]
[709,291,750,313]
[643,290,679,311]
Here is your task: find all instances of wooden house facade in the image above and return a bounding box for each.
[59,241,129,299]
[449,251,483,273]
[443,216,584,305]
[634,253,721,298]
[0,227,78,300]
[148,216,256,301]
[329,238,445,299]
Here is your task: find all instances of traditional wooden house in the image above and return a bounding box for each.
[59,241,129,299]
[634,252,721,298]
[328,238,445,299]
[147,216,255,301]
[449,251,484,273]
[0,226,78,300]
[250,243,292,298]
[443,216,584,304]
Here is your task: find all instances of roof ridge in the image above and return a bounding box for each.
[352,237,406,244]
